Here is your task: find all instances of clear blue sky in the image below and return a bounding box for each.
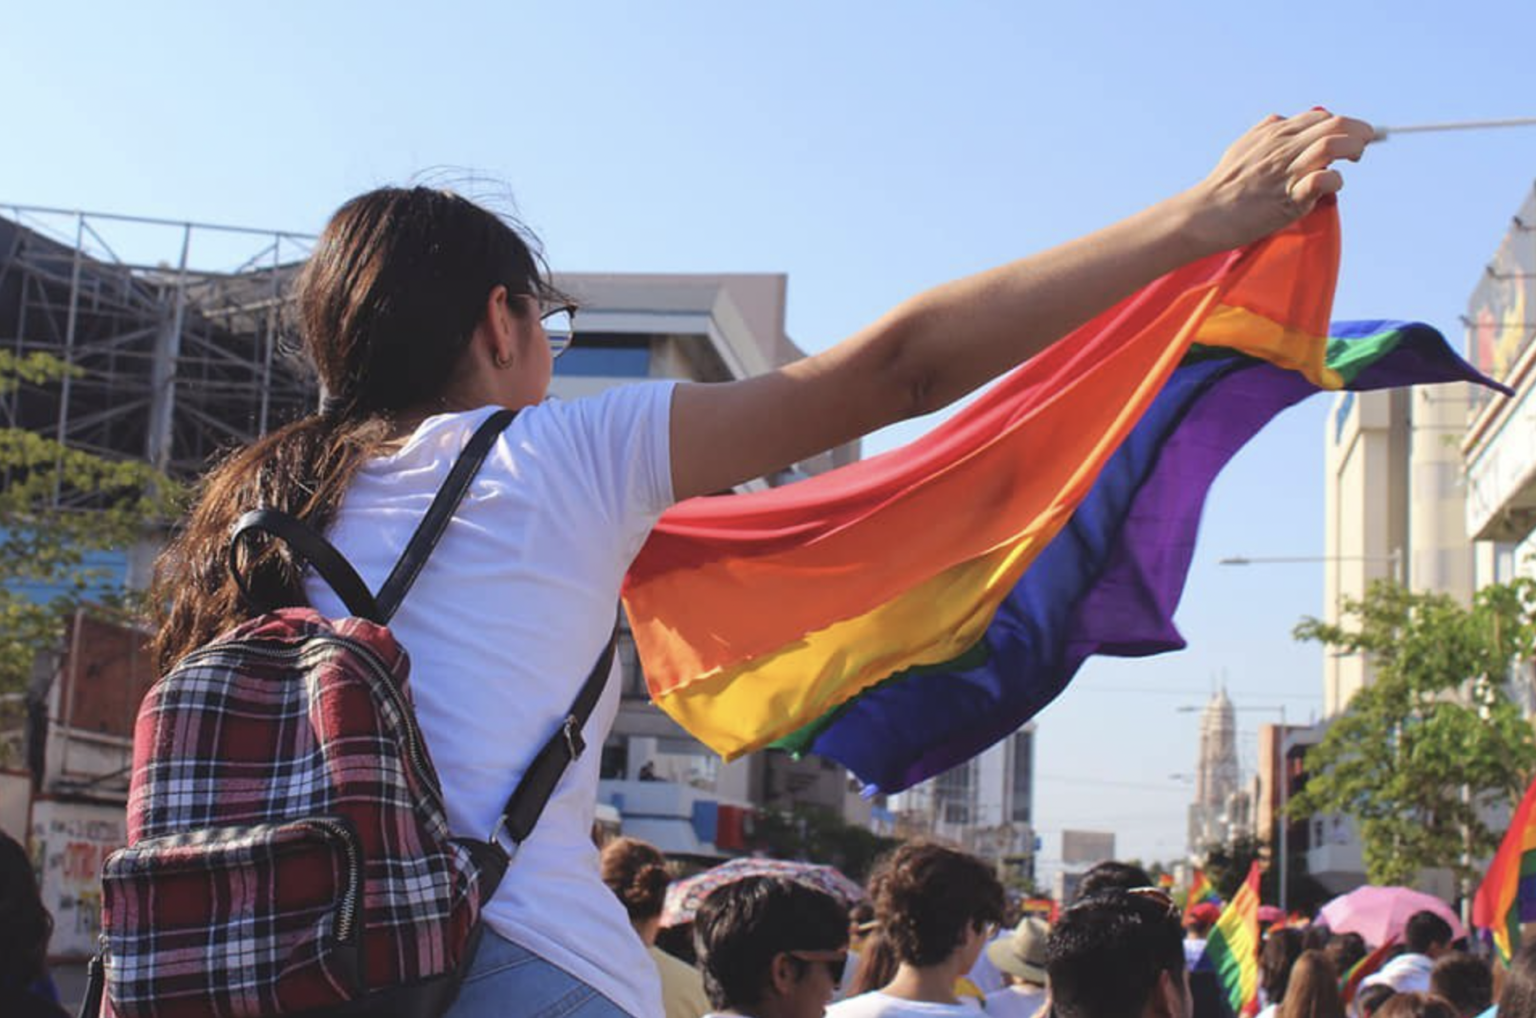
[6,3,1536,878]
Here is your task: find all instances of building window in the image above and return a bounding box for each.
[554,343,650,378]
[1010,730,1033,824]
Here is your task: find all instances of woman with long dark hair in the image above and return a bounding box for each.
[151,111,1371,1017]
[1277,950,1345,1018]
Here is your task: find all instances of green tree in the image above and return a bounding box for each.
[1288,579,1536,887]
[752,804,900,883]
[0,352,172,761]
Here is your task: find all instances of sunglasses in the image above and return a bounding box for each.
[787,949,848,982]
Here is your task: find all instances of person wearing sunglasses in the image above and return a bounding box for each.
[693,876,851,1018]
[1048,888,1193,1018]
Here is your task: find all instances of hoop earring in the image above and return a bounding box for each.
[493,351,513,369]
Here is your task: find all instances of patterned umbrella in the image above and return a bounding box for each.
[661,857,867,927]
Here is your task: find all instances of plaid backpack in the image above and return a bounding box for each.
[84,409,616,1018]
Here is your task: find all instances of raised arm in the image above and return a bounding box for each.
[669,110,1372,502]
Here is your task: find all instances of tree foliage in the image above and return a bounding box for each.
[1288,579,1536,886]
[753,804,901,884]
[0,353,174,756]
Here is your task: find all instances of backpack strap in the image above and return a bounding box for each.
[372,407,516,623]
[228,408,517,624]
[491,620,618,851]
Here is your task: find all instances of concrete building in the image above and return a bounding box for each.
[1465,186,1536,603]
[887,724,1037,880]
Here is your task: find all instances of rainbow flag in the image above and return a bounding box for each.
[1204,863,1262,1017]
[1190,869,1219,906]
[1473,771,1536,962]
[622,202,1507,793]
[1341,935,1398,1004]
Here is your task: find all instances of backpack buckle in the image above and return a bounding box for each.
[562,715,585,760]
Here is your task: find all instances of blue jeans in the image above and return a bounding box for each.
[446,928,633,1018]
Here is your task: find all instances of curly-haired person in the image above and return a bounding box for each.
[827,842,1005,1017]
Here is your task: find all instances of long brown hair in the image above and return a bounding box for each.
[1277,950,1345,1018]
[150,187,558,670]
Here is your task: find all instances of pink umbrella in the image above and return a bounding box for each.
[1258,905,1286,924]
[1316,886,1466,947]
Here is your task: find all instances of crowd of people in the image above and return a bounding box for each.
[588,841,1536,1018]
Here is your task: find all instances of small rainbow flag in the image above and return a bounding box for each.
[1205,862,1262,1017]
[1341,935,1398,1004]
[1190,869,1219,906]
[622,201,1507,793]
[1473,771,1536,962]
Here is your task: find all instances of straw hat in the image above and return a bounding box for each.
[986,916,1050,984]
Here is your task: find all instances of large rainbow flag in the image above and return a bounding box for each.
[1205,862,1262,1017]
[1473,770,1536,962]
[622,201,1507,793]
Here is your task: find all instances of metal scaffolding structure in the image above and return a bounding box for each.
[0,205,320,494]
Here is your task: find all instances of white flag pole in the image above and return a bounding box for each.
[1372,116,1536,141]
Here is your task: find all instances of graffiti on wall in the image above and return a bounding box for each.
[30,800,124,958]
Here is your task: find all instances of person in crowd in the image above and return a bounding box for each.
[1359,986,1399,1018]
[846,933,900,1001]
[1365,913,1456,995]
[1374,993,1459,1018]
[1275,950,1345,1018]
[1429,954,1493,1018]
[600,837,710,1018]
[1046,886,1190,1018]
[1075,862,1155,902]
[983,916,1050,1018]
[1326,934,1368,984]
[837,902,878,1001]
[0,831,68,1018]
[1184,903,1221,970]
[693,875,850,1018]
[1305,926,1334,953]
[147,108,1371,1017]
[1257,929,1307,1018]
[1495,941,1536,1018]
[828,842,1005,1016]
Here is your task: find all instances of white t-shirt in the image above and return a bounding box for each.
[827,991,981,1017]
[983,985,1047,1018]
[304,386,677,1018]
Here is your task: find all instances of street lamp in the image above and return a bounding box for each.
[1218,549,1403,584]
[1177,703,1290,912]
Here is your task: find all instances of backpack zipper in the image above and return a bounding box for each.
[301,817,362,944]
[174,635,445,813]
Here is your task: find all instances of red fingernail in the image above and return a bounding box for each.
[1311,105,1329,112]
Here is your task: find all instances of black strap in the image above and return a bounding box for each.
[227,409,517,625]
[230,509,383,621]
[494,622,618,848]
[374,408,516,622]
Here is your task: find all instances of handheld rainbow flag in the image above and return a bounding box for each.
[622,201,1509,793]
[1472,770,1536,962]
[1340,935,1399,1004]
[1204,862,1262,1017]
[1190,869,1220,906]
